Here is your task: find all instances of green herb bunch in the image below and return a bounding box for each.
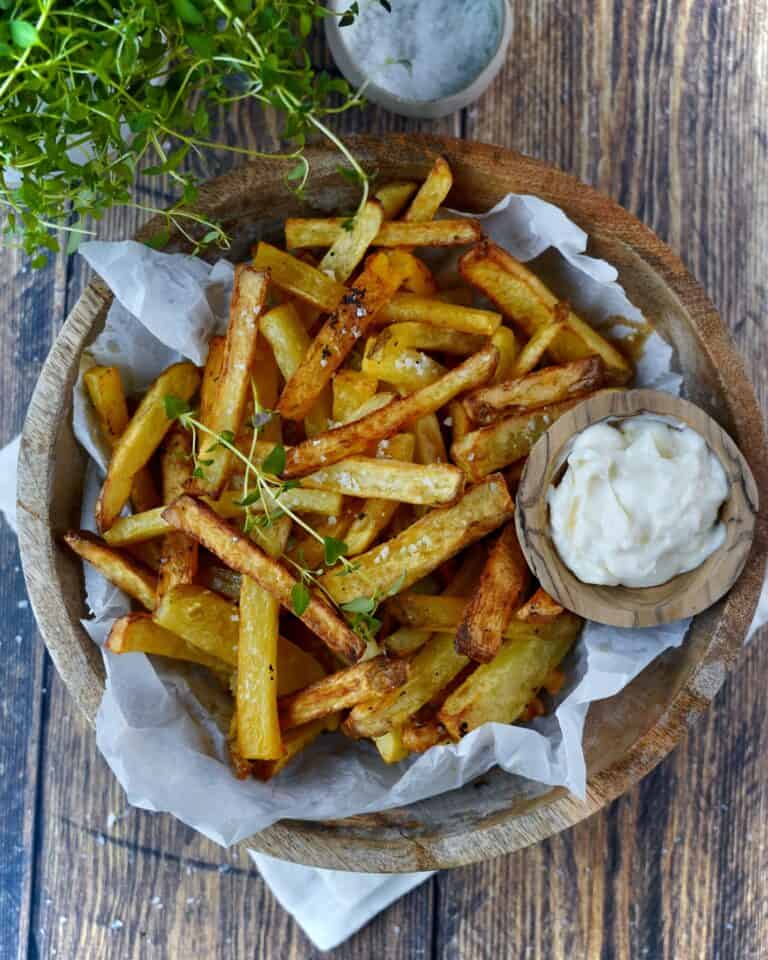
[0,0,369,266]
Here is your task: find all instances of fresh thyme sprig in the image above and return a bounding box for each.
[164,393,399,642]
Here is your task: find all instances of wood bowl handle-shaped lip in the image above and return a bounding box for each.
[515,389,759,629]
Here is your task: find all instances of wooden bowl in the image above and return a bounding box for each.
[516,389,759,628]
[16,136,768,872]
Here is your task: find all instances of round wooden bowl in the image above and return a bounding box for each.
[516,389,759,628]
[16,136,768,872]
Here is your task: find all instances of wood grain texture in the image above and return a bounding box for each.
[0,0,765,955]
[516,389,759,627]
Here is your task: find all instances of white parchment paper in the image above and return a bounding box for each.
[73,198,691,847]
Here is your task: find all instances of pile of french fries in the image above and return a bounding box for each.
[65,157,634,778]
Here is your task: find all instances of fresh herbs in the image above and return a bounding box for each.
[0,0,372,265]
[164,391,399,642]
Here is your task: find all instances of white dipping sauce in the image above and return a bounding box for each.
[547,418,729,588]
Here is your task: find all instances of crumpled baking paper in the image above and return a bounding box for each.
[73,197,692,847]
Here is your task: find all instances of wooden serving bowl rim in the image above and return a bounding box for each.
[516,388,759,628]
[16,135,768,872]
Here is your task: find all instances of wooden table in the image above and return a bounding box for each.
[1,5,766,956]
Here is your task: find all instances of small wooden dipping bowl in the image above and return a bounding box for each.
[515,389,759,628]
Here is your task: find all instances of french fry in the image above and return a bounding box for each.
[383,626,432,658]
[455,523,530,662]
[277,251,407,422]
[404,156,453,221]
[162,496,366,662]
[459,242,632,382]
[362,335,446,393]
[367,322,485,356]
[464,357,605,424]
[375,293,501,336]
[451,397,585,481]
[154,584,239,665]
[251,717,332,781]
[83,365,159,513]
[157,427,198,600]
[284,219,480,249]
[320,475,514,604]
[103,507,171,545]
[446,400,471,443]
[511,321,566,377]
[252,241,345,312]
[344,632,467,739]
[344,433,415,555]
[386,594,468,630]
[186,266,268,498]
[95,362,200,531]
[374,730,410,763]
[438,616,581,738]
[514,587,564,623]
[279,656,407,730]
[375,180,418,219]
[412,412,448,464]
[106,613,229,674]
[199,335,226,424]
[301,456,465,505]
[401,718,450,753]
[284,511,353,572]
[284,344,498,477]
[332,371,379,423]
[397,253,438,296]
[198,558,241,601]
[491,326,520,383]
[63,531,157,610]
[319,200,383,282]
[277,639,326,695]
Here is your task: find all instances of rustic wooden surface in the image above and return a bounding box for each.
[0,0,766,954]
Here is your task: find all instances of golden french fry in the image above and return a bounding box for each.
[459,242,632,382]
[63,531,157,610]
[154,583,239,665]
[251,717,333,781]
[464,356,605,424]
[386,594,468,630]
[103,507,170,545]
[279,656,407,730]
[514,587,565,623]
[162,496,366,662]
[374,729,410,763]
[186,266,268,498]
[362,334,446,393]
[284,344,498,477]
[491,326,520,384]
[277,639,326,695]
[455,523,530,663]
[368,322,485,356]
[301,456,465,505]
[284,218,480,249]
[106,613,229,674]
[332,370,379,423]
[512,321,566,377]
[446,400,471,443]
[344,633,466,739]
[397,253,438,296]
[157,426,198,600]
[404,156,453,221]
[199,335,226,424]
[412,412,448,465]
[83,365,160,513]
[375,180,418,219]
[375,293,501,336]
[319,201,384,282]
[401,718,450,753]
[451,397,585,481]
[438,616,582,738]
[383,626,432,658]
[260,302,310,382]
[320,475,514,604]
[278,251,407,422]
[95,361,199,531]
[252,241,344,312]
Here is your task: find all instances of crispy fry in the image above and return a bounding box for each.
[512,321,566,377]
[369,322,485,356]
[301,456,464,505]
[186,266,268,498]
[162,496,366,662]
[154,584,239,665]
[199,335,226,423]
[63,531,157,610]
[514,587,564,623]
[285,217,479,249]
[375,293,501,336]
[106,613,229,674]
[451,397,584,481]
[401,718,450,753]
[464,357,605,424]
[157,427,198,600]
[95,361,199,531]
[83,365,159,513]
[375,180,418,219]
[278,251,407,421]
[412,412,447,465]
[344,633,466,739]
[438,615,582,738]
[332,371,379,423]
[383,626,432,658]
[459,242,632,382]
[455,523,530,662]
[284,344,498,477]
[363,334,446,393]
[279,656,407,730]
[252,241,344,311]
[374,730,410,763]
[404,156,453,221]
[251,717,333,781]
[446,400,471,443]
[491,326,520,383]
[320,475,513,604]
[397,253,438,296]
[386,594,568,640]
[319,200,383,282]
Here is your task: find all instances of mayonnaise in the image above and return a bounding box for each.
[547,417,729,588]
